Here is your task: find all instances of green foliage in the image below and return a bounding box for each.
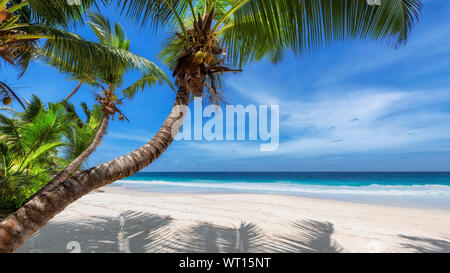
[26,0,105,28]
[44,12,173,100]
[142,0,422,103]
[60,101,104,166]
[1,0,105,76]
[121,0,423,68]
[1,0,172,89]
[0,96,103,210]
[0,0,425,211]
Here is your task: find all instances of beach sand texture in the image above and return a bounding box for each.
[18,187,450,253]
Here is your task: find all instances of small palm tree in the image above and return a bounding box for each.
[0,0,424,252]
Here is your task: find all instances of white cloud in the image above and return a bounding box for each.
[192,83,450,159]
[314,19,450,88]
[276,89,450,156]
[108,130,154,143]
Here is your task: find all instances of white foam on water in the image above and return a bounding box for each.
[116,180,450,197]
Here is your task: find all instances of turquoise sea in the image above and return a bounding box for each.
[114,172,450,210]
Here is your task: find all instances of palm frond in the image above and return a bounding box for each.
[18,142,65,173]
[20,94,43,123]
[0,113,22,146]
[221,0,423,67]
[88,11,113,44]
[122,72,162,99]
[26,0,105,28]
[114,0,188,30]
[80,102,92,122]
[60,102,103,167]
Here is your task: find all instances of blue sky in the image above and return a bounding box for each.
[3,0,450,171]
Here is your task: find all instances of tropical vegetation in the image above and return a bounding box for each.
[35,11,172,195]
[0,96,103,210]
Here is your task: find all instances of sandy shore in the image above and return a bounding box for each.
[18,187,450,253]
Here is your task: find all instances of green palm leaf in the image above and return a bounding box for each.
[18,142,65,173]
[124,0,421,68]
[221,0,423,66]
[122,72,167,99]
[113,0,188,30]
[26,0,104,28]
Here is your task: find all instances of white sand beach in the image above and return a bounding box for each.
[18,187,450,253]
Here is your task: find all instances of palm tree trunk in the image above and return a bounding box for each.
[8,89,26,110]
[64,81,83,101]
[0,87,190,253]
[30,114,110,199]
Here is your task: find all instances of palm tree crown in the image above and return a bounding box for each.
[115,0,422,103]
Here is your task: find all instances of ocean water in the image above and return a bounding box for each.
[113,172,450,210]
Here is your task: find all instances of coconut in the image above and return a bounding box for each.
[118,115,125,121]
[2,97,12,106]
[0,9,13,24]
[194,51,205,64]
[204,52,213,64]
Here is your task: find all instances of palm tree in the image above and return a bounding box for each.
[1,0,163,105]
[0,96,105,210]
[3,0,172,195]
[0,0,423,252]
[0,96,67,209]
[33,12,173,196]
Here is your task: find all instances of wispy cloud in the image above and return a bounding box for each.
[108,130,154,143]
[194,82,450,159]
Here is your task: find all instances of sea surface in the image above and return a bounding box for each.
[113,172,450,210]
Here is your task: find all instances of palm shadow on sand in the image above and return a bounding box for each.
[270,220,343,253]
[398,235,450,253]
[165,222,267,253]
[18,211,173,253]
[167,219,342,253]
[18,211,342,253]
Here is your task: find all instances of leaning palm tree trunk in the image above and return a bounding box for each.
[0,87,189,253]
[30,114,110,199]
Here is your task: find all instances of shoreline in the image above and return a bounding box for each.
[110,181,450,211]
[108,185,450,212]
[19,187,450,253]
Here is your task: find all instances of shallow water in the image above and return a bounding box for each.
[113,172,450,210]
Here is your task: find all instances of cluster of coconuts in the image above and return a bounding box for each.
[2,96,12,105]
[194,50,213,65]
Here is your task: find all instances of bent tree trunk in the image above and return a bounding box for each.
[0,87,190,253]
[64,81,83,101]
[31,114,110,198]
